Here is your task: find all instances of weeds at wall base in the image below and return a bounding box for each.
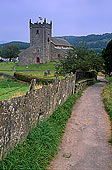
[0,84,93,170]
[102,81,112,144]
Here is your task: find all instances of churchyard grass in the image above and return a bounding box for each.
[16,62,57,71]
[0,62,16,75]
[0,62,58,76]
[0,71,15,75]
[102,77,112,143]
[0,62,57,72]
[0,62,64,101]
[0,62,16,70]
[0,76,30,101]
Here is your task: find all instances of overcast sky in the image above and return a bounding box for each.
[0,0,112,42]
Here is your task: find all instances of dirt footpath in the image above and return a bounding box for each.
[48,80,112,170]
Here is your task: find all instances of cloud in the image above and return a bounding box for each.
[0,0,112,41]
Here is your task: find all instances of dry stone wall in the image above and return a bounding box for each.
[0,73,95,159]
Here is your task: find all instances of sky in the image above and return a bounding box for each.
[0,0,112,42]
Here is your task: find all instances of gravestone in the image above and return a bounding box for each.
[65,74,69,80]
[44,72,47,77]
[70,72,73,77]
[37,65,39,69]
[48,70,51,75]
[26,66,28,69]
[56,64,59,68]
[14,66,16,71]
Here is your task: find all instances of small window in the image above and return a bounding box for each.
[58,54,60,57]
[48,37,50,42]
[36,30,39,34]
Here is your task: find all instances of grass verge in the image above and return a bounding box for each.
[0,87,85,170]
[102,78,112,143]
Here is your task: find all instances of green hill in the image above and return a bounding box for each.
[0,41,30,51]
[0,33,112,54]
[57,33,112,53]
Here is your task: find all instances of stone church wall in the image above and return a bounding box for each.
[50,43,68,62]
[18,46,41,66]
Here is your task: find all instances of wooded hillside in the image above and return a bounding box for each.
[0,33,112,53]
[57,33,112,53]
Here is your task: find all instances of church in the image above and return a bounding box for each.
[18,18,71,65]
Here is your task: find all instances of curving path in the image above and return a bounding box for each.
[48,78,112,170]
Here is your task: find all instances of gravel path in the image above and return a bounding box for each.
[48,80,112,170]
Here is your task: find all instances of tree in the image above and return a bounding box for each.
[1,44,20,61]
[56,45,103,75]
[91,53,104,72]
[102,40,112,76]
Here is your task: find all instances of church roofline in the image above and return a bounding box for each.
[51,37,71,47]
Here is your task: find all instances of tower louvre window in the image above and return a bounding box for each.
[48,37,50,42]
[36,30,39,34]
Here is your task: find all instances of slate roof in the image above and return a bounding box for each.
[51,37,71,47]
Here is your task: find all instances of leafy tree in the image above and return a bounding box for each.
[91,53,104,72]
[102,40,112,76]
[56,45,103,75]
[1,44,20,61]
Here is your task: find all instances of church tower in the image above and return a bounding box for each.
[29,18,52,63]
[18,17,71,66]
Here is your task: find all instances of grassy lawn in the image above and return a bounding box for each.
[0,76,30,101]
[0,62,63,101]
[102,77,112,143]
[0,62,16,75]
[0,71,15,75]
[0,62,16,70]
[16,62,58,71]
[0,62,58,76]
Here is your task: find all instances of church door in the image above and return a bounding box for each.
[36,57,40,63]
